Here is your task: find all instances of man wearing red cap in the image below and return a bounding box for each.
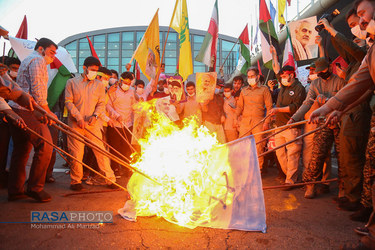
[268,64,306,189]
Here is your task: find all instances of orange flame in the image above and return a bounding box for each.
[128,103,233,229]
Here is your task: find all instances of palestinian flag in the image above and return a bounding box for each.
[47,57,73,109]
[8,36,77,109]
[259,0,280,69]
[195,0,219,69]
[235,24,251,75]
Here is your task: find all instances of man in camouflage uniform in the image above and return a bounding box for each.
[290,58,346,199]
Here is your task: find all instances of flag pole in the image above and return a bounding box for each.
[2,42,5,63]
[258,125,325,157]
[129,9,159,65]
[24,126,128,191]
[266,21,273,47]
[159,0,179,74]
[219,35,241,71]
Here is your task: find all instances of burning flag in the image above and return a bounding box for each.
[119,109,266,232]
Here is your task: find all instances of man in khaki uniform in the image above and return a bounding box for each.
[65,56,116,191]
[236,67,272,171]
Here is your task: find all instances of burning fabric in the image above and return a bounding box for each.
[119,107,266,232]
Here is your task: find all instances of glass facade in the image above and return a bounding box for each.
[61,27,238,78]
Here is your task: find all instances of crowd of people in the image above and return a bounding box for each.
[1,0,375,248]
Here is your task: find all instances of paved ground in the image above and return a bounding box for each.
[0,156,364,249]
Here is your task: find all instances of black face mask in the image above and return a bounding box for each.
[318,71,332,80]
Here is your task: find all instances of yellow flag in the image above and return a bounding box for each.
[133,9,160,80]
[170,0,193,81]
[278,0,286,24]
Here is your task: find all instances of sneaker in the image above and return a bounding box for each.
[26,190,52,202]
[350,206,373,222]
[304,184,315,199]
[85,176,107,186]
[45,176,55,183]
[70,183,84,191]
[354,227,370,236]
[107,183,120,190]
[8,193,28,201]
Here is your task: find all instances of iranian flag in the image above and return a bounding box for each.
[235,24,251,75]
[8,36,77,109]
[195,0,219,69]
[282,28,296,69]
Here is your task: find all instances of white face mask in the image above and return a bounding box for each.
[214,88,220,94]
[109,78,117,86]
[121,83,130,91]
[281,78,291,86]
[102,80,109,88]
[164,88,170,95]
[248,78,257,86]
[136,88,144,95]
[9,70,17,78]
[308,74,318,81]
[224,92,231,98]
[351,25,368,40]
[86,70,97,81]
[187,92,195,97]
[366,19,375,35]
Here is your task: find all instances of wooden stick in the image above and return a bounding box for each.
[114,125,138,153]
[107,91,138,152]
[33,105,158,185]
[63,189,123,197]
[240,113,272,138]
[262,178,338,190]
[122,121,140,144]
[51,123,157,185]
[256,126,289,145]
[266,21,273,47]
[2,42,5,63]
[55,148,70,165]
[258,125,324,158]
[253,120,308,137]
[24,126,128,192]
[85,128,131,163]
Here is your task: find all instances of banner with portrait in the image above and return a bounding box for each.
[289,16,319,61]
[196,72,217,103]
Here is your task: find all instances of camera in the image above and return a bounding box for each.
[315,9,340,33]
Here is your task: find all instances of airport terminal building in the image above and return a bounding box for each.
[58,26,238,79]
